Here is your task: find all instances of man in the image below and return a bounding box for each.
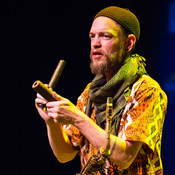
[35,6,167,174]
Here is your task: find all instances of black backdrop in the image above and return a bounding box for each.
[2,0,175,174]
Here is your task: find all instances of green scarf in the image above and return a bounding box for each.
[85,54,147,134]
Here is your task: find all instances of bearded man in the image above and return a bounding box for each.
[35,6,167,175]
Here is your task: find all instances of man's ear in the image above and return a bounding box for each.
[126,34,136,52]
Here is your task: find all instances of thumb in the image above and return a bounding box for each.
[52,92,64,101]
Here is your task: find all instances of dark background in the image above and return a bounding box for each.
[2,0,175,174]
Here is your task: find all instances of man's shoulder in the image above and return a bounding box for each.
[132,75,167,102]
[133,75,163,91]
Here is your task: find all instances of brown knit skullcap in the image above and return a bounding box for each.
[94,6,140,42]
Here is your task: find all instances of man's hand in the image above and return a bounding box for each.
[35,91,86,125]
[46,92,85,125]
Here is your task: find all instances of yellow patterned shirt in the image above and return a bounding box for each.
[64,75,167,175]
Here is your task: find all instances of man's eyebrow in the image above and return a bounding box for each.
[89,31,111,35]
[89,32,94,35]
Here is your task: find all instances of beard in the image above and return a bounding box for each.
[90,47,126,75]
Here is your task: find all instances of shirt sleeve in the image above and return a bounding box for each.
[63,83,91,150]
[118,76,167,152]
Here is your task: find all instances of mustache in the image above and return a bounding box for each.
[90,49,106,59]
[90,49,104,54]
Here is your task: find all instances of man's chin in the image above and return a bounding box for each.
[90,61,107,75]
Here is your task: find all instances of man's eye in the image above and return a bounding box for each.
[89,35,95,39]
[104,35,110,38]
[104,34,112,38]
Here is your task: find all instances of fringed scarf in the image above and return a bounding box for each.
[85,54,147,135]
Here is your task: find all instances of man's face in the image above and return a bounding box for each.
[89,16,127,75]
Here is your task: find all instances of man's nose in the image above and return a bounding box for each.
[92,36,101,48]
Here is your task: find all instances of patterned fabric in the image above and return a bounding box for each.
[85,54,147,129]
[64,75,167,175]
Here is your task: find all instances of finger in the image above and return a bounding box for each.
[52,92,64,101]
[47,111,60,119]
[35,97,47,105]
[35,96,47,111]
[53,92,71,106]
[46,105,57,112]
[46,99,70,109]
[36,93,47,101]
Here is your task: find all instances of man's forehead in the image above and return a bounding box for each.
[90,17,122,33]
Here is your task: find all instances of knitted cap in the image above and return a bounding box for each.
[94,6,140,42]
